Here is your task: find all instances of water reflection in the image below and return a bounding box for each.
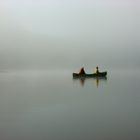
[73,77,107,87]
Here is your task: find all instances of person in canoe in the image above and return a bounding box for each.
[79,67,86,74]
[96,66,99,74]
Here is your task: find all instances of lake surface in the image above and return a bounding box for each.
[0,70,140,140]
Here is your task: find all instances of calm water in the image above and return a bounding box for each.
[0,70,140,140]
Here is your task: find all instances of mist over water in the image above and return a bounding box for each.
[0,1,140,140]
[0,70,140,140]
[0,0,140,71]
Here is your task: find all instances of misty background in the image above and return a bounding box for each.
[0,1,140,140]
[0,0,140,71]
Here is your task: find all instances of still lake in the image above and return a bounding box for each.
[0,70,139,140]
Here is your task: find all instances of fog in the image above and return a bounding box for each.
[0,0,140,71]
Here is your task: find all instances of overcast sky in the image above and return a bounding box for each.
[0,0,140,71]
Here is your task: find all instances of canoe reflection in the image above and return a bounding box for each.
[73,77,107,87]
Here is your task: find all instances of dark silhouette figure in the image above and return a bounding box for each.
[79,67,86,74]
[96,66,99,74]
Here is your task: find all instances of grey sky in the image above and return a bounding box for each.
[0,0,140,70]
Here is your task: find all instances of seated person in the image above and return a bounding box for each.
[96,66,99,74]
[79,67,86,74]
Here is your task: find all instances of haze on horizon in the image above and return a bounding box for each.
[0,0,140,71]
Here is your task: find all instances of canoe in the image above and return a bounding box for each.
[73,72,107,78]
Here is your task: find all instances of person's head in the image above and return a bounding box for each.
[96,66,98,69]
